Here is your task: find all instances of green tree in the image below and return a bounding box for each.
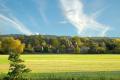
[59,37,73,53]
[2,37,31,80]
[59,44,66,53]
[0,41,1,48]
[74,46,80,53]
[113,39,120,49]
[105,39,116,51]
[71,36,82,47]
[0,41,2,53]
[88,41,106,54]
[112,39,120,53]
[88,42,98,53]
[96,47,106,53]
[71,37,82,53]
[25,44,34,53]
[50,38,60,53]
[50,38,60,47]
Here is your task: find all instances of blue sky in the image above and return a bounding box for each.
[0,0,120,37]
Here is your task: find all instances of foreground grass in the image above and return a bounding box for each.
[0,54,120,73]
[1,54,120,80]
[1,71,120,80]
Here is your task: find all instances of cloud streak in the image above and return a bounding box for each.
[60,0,110,37]
[59,20,68,24]
[35,0,49,24]
[0,0,33,35]
[0,14,33,35]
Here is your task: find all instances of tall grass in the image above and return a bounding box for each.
[1,71,120,80]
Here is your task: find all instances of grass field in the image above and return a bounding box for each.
[0,54,120,73]
[1,71,120,80]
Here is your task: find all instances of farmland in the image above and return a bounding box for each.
[0,54,120,73]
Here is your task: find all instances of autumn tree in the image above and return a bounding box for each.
[111,39,120,53]
[2,37,31,80]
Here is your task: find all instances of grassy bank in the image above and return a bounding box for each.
[1,71,120,80]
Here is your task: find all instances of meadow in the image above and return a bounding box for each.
[0,54,120,80]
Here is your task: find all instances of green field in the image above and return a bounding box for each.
[0,54,120,73]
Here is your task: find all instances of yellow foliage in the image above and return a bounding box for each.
[0,41,1,48]
[2,37,25,53]
[113,39,120,43]
[16,43,25,53]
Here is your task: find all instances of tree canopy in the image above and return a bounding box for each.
[0,35,120,54]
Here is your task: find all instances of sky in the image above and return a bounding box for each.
[0,0,120,37]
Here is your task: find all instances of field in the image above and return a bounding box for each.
[0,54,120,73]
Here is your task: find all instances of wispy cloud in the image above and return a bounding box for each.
[39,9,49,24]
[35,0,49,24]
[0,0,11,14]
[28,16,39,27]
[60,0,110,37]
[0,0,33,35]
[91,7,108,19]
[59,20,68,24]
[0,14,33,35]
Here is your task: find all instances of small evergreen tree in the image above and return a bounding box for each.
[4,52,31,80]
[2,37,31,80]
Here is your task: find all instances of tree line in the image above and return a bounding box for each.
[0,35,120,54]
